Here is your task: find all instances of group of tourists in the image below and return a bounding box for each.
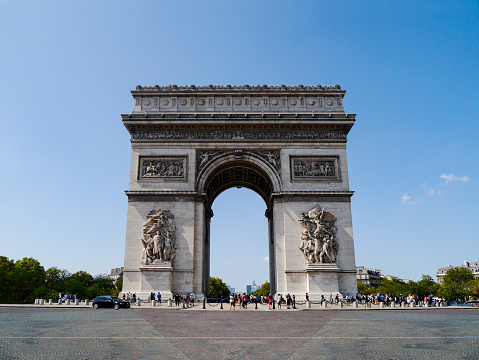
[173,292,195,307]
[311,293,446,307]
[123,292,137,304]
[227,293,296,310]
[354,293,445,307]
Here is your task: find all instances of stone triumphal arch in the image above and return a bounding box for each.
[121,84,357,300]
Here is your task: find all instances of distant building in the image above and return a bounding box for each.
[436,261,479,284]
[356,266,382,288]
[381,274,411,284]
[227,285,235,294]
[109,267,124,281]
[246,280,260,295]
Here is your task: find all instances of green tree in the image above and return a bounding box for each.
[65,271,93,299]
[0,256,16,303]
[356,280,370,295]
[209,277,230,297]
[376,278,405,296]
[415,275,440,297]
[251,281,270,297]
[45,267,71,299]
[86,274,116,299]
[441,267,475,301]
[468,279,479,300]
[113,277,123,297]
[14,257,46,303]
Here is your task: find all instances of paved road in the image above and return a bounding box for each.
[0,307,478,359]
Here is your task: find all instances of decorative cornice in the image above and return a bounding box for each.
[129,129,349,142]
[122,113,355,120]
[133,84,342,92]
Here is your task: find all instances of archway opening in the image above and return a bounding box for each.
[199,156,279,297]
[209,187,269,296]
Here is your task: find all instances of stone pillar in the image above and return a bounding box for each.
[85,299,89,306]
[168,299,172,307]
[391,301,395,308]
[379,302,384,308]
[321,301,328,308]
[339,301,343,308]
[307,301,311,308]
[49,299,53,305]
[151,300,157,307]
[75,299,80,305]
[353,301,358,308]
[58,299,62,305]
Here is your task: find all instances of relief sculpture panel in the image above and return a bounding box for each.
[290,156,340,181]
[141,209,177,265]
[299,205,338,264]
[138,156,187,180]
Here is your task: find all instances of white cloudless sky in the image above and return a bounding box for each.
[0,0,478,292]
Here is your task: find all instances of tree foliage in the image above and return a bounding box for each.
[251,281,270,297]
[14,257,46,303]
[356,281,370,295]
[209,277,230,297]
[0,256,120,303]
[440,267,475,301]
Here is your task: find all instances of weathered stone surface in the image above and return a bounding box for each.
[121,85,357,300]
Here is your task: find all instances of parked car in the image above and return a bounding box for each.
[61,294,75,303]
[461,300,479,307]
[92,296,130,310]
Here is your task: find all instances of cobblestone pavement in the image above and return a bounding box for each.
[0,307,478,359]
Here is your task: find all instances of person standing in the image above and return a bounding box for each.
[157,292,162,305]
[229,293,235,310]
[268,294,273,309]
[286,294,291,309]
[242,293,248,309]
[174,293,180,307]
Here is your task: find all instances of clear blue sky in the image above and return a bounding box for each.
[1,1,477,292]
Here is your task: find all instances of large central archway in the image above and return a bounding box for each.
[197,152,281,295]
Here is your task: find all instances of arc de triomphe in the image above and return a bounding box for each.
[121,84,357,300]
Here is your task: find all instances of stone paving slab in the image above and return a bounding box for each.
[1,306,478,359]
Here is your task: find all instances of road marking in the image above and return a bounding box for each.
[0,336,478,340]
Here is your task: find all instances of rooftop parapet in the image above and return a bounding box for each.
[131,84,346,114]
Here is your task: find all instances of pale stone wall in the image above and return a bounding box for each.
[121,85,357,300]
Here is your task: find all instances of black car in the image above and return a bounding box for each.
[92,296,130,310]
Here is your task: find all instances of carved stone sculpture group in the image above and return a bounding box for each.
[141,209,177,265]
[141,159,184,178]
[299,206,338,264]
[293,160,335,177]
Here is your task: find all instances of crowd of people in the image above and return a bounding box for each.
[120,291,446,308]
[227,293,296,310]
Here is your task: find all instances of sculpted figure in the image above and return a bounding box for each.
[141,209,176,265]
[298,205,338,264]
[144,162,158,177]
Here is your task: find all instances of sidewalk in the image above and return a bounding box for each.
[0,301,456,311]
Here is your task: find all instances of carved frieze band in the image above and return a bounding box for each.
[131,130,347,141]
[138,156,187,180]
[290,156,340,182]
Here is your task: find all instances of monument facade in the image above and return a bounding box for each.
[121,84,357,300]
